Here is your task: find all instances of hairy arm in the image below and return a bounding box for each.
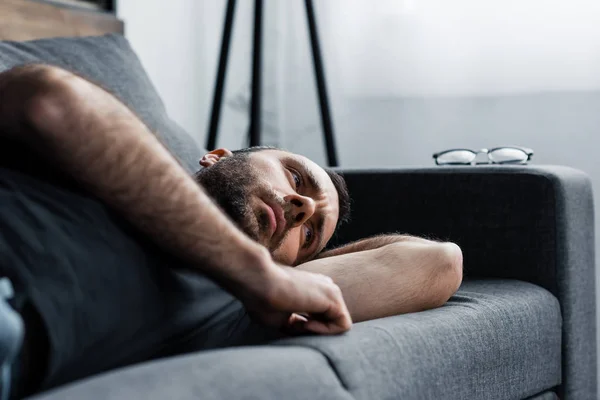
[0,64,351,333]
[0,64,268,287]
[298,234,463,322]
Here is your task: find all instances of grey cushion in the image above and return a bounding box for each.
[525,391,559,400]
[29,347,353,400]
[28,280,561,400]
[0,34,203,172]
[276,279,561,400]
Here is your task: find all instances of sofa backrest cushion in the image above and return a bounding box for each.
[0,33,204,172]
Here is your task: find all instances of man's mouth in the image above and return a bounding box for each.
[264,199,286,239]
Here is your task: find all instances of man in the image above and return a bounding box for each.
[194,146,463,321]
[0,64,462,398]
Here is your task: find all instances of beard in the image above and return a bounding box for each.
[194,154,261,242]
[194,153,287,252]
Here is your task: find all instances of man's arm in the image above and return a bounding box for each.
[316,233,433,259]
[0,64,351,334]
[298,235,463,322]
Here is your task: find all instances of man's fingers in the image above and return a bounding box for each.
[304,274,352,333]
[255,266,352,334]
[284,314,351,336]
[316,274,334,284]
[321,282,353,331]
[282,313,311,335]
[303,318,350,335]
[289,313,309,324]
[315,308,352,333]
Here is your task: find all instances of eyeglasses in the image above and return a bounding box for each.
[433,146,533,166]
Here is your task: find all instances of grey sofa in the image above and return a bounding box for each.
[27,165,596,400]
[0,35,595,400]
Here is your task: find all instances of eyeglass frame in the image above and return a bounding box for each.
[432,146,534,166]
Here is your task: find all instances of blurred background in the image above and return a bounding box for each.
[117,0,600,166]
[117,0,600,380]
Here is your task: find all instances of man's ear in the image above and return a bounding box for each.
[199,148,234,167]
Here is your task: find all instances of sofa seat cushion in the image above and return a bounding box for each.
[29,347,354,400]
[276,279,562,400]
[28,279,561,400]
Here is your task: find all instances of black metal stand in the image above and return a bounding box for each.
[206,0,237,151]
[205,0,339,166]
[249,0,263,147]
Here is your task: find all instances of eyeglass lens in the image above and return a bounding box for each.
[436,150,477,164]
[488,148,528,163]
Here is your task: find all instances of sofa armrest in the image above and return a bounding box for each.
[334,165,595,399]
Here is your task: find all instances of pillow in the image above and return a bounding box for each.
[0,33,204,173]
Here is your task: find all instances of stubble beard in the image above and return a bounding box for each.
[194,155,288,254]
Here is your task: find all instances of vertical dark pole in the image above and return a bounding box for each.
[206,0,237,150]
[249,0,264,147]
[304,0,339,166]
[106,0,116,13]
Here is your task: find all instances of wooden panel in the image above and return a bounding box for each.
[0,0,124,41]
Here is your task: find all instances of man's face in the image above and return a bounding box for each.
[195,149,339,266]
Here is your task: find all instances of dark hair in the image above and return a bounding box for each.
[230,146,351,231]
[231,145,279,155]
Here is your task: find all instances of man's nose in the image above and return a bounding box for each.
[284,194,316,228]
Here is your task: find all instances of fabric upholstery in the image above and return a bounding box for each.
[525,391,559,400]
[28,347,353,400]
[277,279,561,400]
[28,280,561,400]
[334,165,596,399]
[0,33,204,172]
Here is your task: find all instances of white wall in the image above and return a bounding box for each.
[329,0,600,97]
[117,0,600,158]
[117,0,282,151]
[272,0,600,164]
[117,0,204,146]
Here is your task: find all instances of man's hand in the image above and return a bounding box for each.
[250,266,352,335]
[224,251,352,334]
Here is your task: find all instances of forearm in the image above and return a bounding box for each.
[319,233,433,258]
[300,240,463,322]
[0,65,269,289]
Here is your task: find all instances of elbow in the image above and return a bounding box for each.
[429,242,464,309]
[0,65,68,143]
[15,65,81,140]
[444,242,464,292]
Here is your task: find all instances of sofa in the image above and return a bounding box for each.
[0,35,595,400]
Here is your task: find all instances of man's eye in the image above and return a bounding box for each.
[303,225,313,248]
[291,170,301,189]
